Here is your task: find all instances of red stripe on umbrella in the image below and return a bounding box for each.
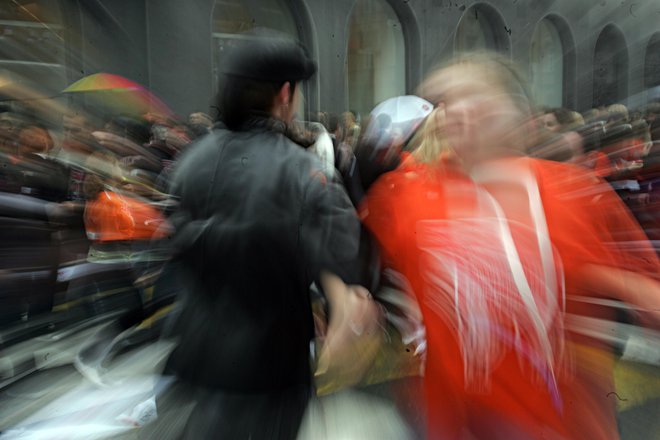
[63,73,175,118]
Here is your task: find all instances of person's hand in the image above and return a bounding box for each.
[315,272,383,393]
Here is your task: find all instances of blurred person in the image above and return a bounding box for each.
[150,125,193,198]
[88,129,171,203]
[530,108,585,163]
[599,122,645,177]
[0,111,20,155]
[144,124,178,163]
[326,112,343,146]
[539,108,560,132]
[549,108,584,131]
[612,119,660,239]
[344,123,361,149]
[101,115,162,191]
[311,103,436,438]
[188,111,212,128]
[330,113,370,207]
[629,119,652,160]
[629,108,644,124]
[144,111,173,126]
[363,51,660,440]
[341,110,359,143]
[552,108,586,164]
[0,124,69,201]
[329,112,349,163]
[71,151,174,373]
[306,121,335,181]
[582,108,604,125]
[575,121,613,178]
[650,115,660,144]
[642,104,660,157]
[82,151,170,257]
[560,110,587,163]
[645,102,660,121]
[309,110,328,130]
[342,110,357,128]
[147,31,372,440]
[61,112,97,156]
[16,124,53,158]
[168,123,193,152]
[644,103,660,144]
[606,103,629,128]
[105,115,152,147]
[58,111,100,202]
[319,111,329,129]
[146,124,192,166]
[187,111,213,139]
[609,120,653,196]
[333,126,362,206]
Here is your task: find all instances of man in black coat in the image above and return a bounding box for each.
[152,33,363,439]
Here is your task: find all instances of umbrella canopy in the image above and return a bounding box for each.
[63,73,143,93]
[363,95,433,148]
[354,96,434,194]
[370,95,433,125]
[63,73,174,119]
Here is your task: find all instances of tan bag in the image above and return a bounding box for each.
[314,273,384,395]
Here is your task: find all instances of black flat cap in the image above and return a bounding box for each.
[222,30,316,82]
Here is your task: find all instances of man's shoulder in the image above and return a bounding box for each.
[177,130,226,163]
[173,128,320,182]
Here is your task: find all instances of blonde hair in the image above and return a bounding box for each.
[607,103,628,117]
[409,108,449,165]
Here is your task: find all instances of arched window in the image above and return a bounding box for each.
[530,18,563,108]
[644,33,660,90]
[455,3,509,54]
[347,0,405,117]
[0,1,65,97]
[211,0,299,96]
[593,25,628,108]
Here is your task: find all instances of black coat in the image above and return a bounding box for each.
[164,116,360,394]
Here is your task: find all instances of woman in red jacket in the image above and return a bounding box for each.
[361,52,660,439]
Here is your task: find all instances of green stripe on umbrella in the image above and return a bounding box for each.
[63,73,174,118]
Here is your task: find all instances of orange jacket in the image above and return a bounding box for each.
[85,190,169,242]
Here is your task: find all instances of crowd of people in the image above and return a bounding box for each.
[0,108,212,201]
[1,31,660,440]
[532,102,660,242]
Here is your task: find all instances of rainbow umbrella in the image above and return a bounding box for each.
[63,73,174,118]
[63,73,142,92]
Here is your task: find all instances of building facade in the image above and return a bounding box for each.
[2,0,660,118]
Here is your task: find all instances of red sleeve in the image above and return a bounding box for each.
[359,173,402,266]
[536,161,660,280]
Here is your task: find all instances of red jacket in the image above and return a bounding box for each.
[361,156,659,439]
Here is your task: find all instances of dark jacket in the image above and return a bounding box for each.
[164,116,360,393]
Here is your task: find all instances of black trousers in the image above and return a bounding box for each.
[140,380,311,440]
